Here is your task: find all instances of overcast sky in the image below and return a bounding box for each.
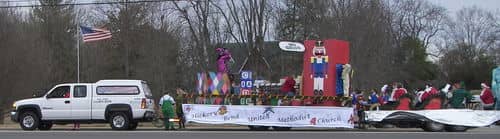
[429,0,500,14]
[2,0,499,14]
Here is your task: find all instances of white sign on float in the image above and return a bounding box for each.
[279,41,305,52]
[182,104,354,128]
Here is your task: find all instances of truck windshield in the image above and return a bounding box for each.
[142,83,153,99]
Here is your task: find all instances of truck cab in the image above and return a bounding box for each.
[11,80,155,130]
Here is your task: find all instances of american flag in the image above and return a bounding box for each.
[80,26,112,43]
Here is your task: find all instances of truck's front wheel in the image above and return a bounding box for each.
[19,111,40,131]
[109,112,130,130]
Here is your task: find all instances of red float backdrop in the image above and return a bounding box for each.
[301,39,349,97]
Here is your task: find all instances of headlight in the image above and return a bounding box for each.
[12,103,16,109]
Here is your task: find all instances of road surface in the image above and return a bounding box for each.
[0,127,499,139]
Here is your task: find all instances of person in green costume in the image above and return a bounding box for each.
[449,82,472,109]
[159,92,176,130]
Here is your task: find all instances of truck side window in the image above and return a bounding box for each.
[74,86,87,98]
[47,86,70,99]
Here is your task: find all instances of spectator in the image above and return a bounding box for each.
[480,83,494,110]
[449,82,472,109]
[280,75,296,97]
[72,123,80,130]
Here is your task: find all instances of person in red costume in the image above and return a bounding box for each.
[421,83,438,102]
[480,83,495,110]
[390,83,407,102]
[280,75,296,97]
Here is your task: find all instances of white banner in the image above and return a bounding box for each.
[365,109,500,127]
[182,104,354,128]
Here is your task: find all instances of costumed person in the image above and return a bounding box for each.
[421,83,439,103]
[280,75,296,97]
[379,91,389,105]
[216,48,233,73]
[231,82,240,95]
[480,83,494,110]
[342,64,352,97]
[353,90,369,122]
[310,41,328,96]
[368,89,381,111]
[159,92,176,130]
[415,88,425,104]
[380,84,390,105]
[440,84,451,108]
[449,82,472,109]
[493,66,500,110]
[390,83,407,103]
[175,88,187,129]
[369,89,379,104]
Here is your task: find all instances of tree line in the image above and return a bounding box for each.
[1,0,499,122]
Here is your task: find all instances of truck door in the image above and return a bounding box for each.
[71,85,91,120]
[41,86,72,120]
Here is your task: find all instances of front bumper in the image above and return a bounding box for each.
[10,111,18,123]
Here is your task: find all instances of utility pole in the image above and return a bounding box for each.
[76,10,80,83]
[124,0,130,78]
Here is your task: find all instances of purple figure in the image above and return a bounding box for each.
[216,48,233,73]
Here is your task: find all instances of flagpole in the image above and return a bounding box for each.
[76,11,80,83]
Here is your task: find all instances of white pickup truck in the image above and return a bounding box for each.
[10,80,155,130]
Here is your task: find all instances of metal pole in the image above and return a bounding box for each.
[76,10,80,83]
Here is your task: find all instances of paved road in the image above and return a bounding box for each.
[0,128,499,139]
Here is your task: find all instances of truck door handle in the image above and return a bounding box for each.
[65,100,70,104]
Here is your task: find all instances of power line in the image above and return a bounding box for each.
[0,0,190,8]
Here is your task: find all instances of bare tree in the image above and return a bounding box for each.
[439,6,499,89]
[388,0,447,49]
[444,6,499,54]
[171,1,218,72]
[211,0,274,77]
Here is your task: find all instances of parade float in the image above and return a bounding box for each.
[180,39,500,132]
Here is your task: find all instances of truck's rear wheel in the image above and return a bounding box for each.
[109,112,130,130]
[445,125,468,132]
[19,111,39,131]
[38,122,53,130]
[423,121,444,132]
